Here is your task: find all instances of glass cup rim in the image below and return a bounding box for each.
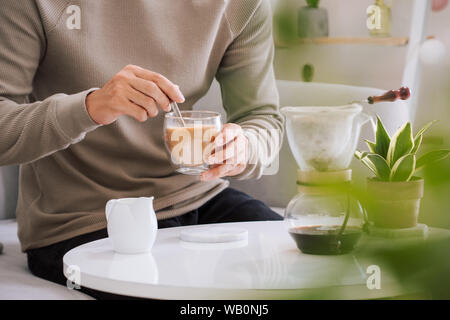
[165,110,222,121]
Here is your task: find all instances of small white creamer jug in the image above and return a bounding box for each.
[105,197,157,254]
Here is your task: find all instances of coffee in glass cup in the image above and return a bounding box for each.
[164,111,222,175]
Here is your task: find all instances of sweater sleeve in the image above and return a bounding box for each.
[0,0,100,166]
[216,0,284,180]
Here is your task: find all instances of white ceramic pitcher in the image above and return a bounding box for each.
[105,197,157,254]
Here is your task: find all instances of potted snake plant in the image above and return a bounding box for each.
[355,117,450,229]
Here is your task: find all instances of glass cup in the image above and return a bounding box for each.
[164,110,222,175]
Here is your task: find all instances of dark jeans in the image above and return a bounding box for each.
[26,188,282,299]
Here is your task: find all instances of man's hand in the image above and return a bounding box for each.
[200,123,248,181]
[86,65,185,125]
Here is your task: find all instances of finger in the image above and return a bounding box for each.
[207,139,239,165]
[225,163,246,177]
[127,65,185,103]
[214,123,242,147]
[130,78,171,112]
[209,132,248,165]
[119,100,148,122]
[126,86,159,117]
[200,163,235,182]
[235,134,248,164]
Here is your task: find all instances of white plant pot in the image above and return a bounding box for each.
[366,178,424,229]
[298,7,329,38]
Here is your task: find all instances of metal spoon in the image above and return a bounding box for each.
[170,101,186,127]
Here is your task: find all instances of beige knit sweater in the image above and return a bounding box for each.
[0,0,283,251]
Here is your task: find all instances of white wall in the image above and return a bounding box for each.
[272,0,450,140]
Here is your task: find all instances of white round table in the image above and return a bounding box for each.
[63,221,418,299]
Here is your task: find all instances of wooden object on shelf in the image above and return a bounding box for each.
[275,36,409,48]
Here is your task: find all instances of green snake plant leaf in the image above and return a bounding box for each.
[366,154,391,181]
[365,140,376,153]
[374,116,391,159]
[358,153,391,181]
[411,120,437,154]
[415,149,450,173]
[358,156,378,178]
[390,154,416,182]
[355,150,362,160]
[355,150,369,160]
[414,120,438,141]
[387,122,414,167]
[411,134,423,154]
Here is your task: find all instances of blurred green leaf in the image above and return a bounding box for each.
[416,150,450,173]
[273,8,297,45]
[390,154,416,181]
[302,64,314,82]
[387,122,414,167]
[361,237,450,299]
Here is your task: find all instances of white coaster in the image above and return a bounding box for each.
[179,227,248,243]
[180,239,248,250]
[367,223,428,239]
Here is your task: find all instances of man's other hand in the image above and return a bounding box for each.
[200,123,248,181]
